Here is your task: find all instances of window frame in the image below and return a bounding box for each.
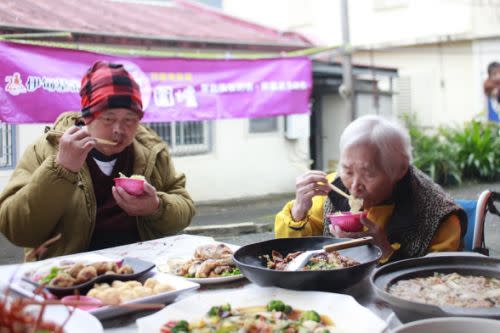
[0,123,16,169]
[145,120,212,156]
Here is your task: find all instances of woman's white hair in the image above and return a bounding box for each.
[338,115,412,181]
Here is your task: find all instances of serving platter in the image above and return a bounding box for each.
[136,284,387,333]
[185,273,245,285]
[10,269,200,320]
[22,256,155,298]
[89,270,199,319]
[155,241,244,285]
[371,253,500,323]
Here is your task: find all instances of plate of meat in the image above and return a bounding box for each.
[157,243,245,285]
[22,254,155,297]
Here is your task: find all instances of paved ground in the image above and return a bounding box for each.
[0,180,499,264]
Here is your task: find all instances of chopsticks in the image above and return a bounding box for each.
[323,236,373,252]
[327,183,350,200]
[51,130,117,146]
[26,233,62,261]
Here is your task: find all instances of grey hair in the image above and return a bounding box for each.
[338,115,412,180]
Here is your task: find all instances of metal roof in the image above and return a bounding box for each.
[0,0,313,51]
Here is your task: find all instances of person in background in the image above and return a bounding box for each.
[275,115,467,263]
[484,61,500,122]
[0,61,195,260]
[484,61,500,98]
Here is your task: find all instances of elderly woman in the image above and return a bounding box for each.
[275,115,467,263]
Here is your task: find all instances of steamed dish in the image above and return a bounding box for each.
[160,300,336,333]
[87,278,174,305]
[388,272,500,308]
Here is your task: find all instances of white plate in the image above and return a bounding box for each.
[136,284,387,333]
[1,280,102,332]
[42,305,103,332]
[155,241,243,285]
[5,304,103,333]
[186,273,245,284]
[90,270,199,319]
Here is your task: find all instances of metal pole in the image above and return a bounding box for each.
[340,0,355,120]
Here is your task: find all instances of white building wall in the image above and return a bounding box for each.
[223,0,497,126]
[471,4,500,37]
[354,42,476,126]
[320,94,349,171]
[223,0,475,47]
[175,118,309,201]
[349,0,472,46]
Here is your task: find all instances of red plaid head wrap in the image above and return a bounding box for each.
[80,61,143,124]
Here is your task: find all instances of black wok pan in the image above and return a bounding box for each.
[370,253,500,323]
[233,236,381,292]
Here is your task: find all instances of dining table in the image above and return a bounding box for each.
[0,234,401,333]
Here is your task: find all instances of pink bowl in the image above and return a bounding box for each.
[113,178,145,196]
[60,295,102,311]
[328,212,367,232]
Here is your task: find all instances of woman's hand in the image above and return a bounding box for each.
[56,126,95,172]
[112,181,160,216]
[329,216,394,259]
[291,170,331,221]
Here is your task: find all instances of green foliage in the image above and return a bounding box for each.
[402,114,461,186]
[401,114,500,185]
[450,121,500,181]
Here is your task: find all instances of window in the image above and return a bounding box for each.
[397,76,412,115]
[146,121,211,156]
[249,117,278,133]
[0,123,15,169]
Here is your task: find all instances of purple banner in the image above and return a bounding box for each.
[0,41,312,124]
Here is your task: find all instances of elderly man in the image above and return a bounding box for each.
[275,115,467,263]
[0,61,195,260]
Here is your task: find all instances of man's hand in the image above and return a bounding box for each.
[291,170,331,221]
[56,126,95,172]
[112,181,160,216]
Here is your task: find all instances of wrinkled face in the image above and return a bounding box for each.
[87,108,140,156]
[339,143,396,209]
